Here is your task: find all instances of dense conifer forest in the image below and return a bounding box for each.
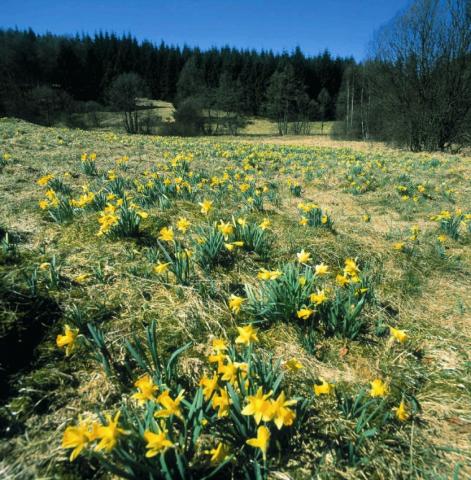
[0,29,350,118]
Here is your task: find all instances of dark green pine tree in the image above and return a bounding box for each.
[54,42,84,98]
[263,63,302,135]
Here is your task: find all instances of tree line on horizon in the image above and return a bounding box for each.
[0,28,349,123]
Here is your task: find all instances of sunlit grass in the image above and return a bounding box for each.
[0,117,470,479]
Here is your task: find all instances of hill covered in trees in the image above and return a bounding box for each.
[0,29,351,120]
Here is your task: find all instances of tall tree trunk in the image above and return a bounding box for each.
[360,80,365,140]
[346,78,350,136]
[350,76,355,130]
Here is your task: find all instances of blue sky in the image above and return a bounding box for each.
[1,0,410,59]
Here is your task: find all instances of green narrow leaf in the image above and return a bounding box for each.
[165,341,192,380]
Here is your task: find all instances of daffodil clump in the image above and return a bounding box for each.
[392,225,421,254]
[37,178,76,223]
[80,152,98,176]
[431,208,470,240]
[97,196,148,237]
[61,318,418,479]
[62,325,307,478]
[298,201,334,229]
[345,159,382,194]
[243,256,370,340]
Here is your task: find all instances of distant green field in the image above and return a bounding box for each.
[243,117,335,135]
[64,99,335,136]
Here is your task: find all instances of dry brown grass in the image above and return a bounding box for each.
[1,117,470,478]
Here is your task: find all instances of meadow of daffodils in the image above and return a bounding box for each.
[0,117,470,479]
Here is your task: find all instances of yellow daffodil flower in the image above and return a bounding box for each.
[270,391,297,429]
[389,326,408,343]
[241,387,273,424]
[94,412,128,452]
[155,390,185,419]
[37,174,54,186]
[344,258,360,277]
[228,294,245,314]
[393,400,410,422]
[208,442,230,464]
[314,379,334,396]
[257,268,282,281]
[176,217,191,233]
[296,249,311,264]
[336,274,349,286]
[143,429,173,457]
[199,199,213,215]
[212,388,231,417]
[370,379,389,398]
[212,338,228,353]
[284,358,303,372]
[218,220,234,238]
[154,262,170,274]
[310,290,327,305]
[259,218,271,230]
[74,274,90,284]
[235,325,259,346]
[62,419,91,461]
[158,226,174,242]
[200,373,219,401]
[132,374,159,404]
[246,425,270,460]
[297,308,313,320]
[56,325,79,356]
[315,263,329,276]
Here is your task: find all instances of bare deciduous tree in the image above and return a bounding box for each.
[368,0,471,151]
[107,72,149,134]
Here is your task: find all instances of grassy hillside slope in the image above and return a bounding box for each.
[0,117,470,479]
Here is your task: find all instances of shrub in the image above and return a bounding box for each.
[161,98,204,137]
